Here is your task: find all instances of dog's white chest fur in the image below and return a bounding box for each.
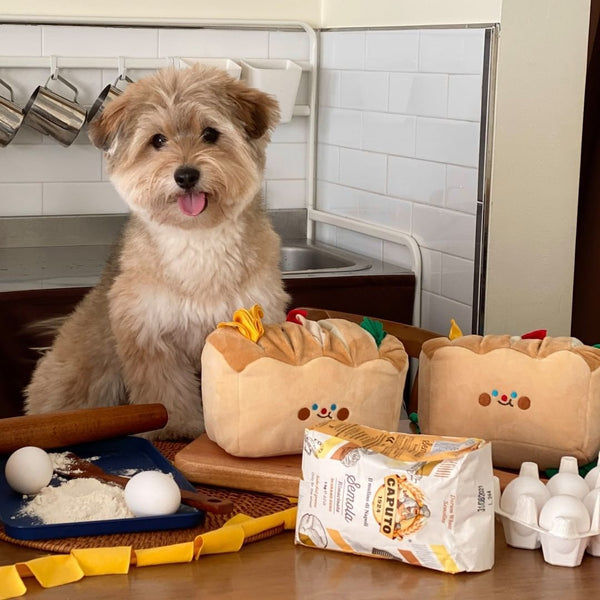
[113,219,262,356]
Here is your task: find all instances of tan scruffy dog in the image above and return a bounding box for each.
[25,65,290,439]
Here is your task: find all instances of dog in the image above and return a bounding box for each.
[24,65,290,439]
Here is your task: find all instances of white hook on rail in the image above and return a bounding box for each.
[117,56,126,80]
[50,55,58,80]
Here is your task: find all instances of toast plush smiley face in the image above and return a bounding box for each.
[478,389,531,410]
[297,403,350,422]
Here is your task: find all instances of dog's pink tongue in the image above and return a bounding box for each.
[177,192,207,216]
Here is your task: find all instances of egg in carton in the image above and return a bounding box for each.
[494,455,600,567]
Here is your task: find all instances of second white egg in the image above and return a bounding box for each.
[124,471,181,517]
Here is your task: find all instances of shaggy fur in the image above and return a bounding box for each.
[24,65,290,439]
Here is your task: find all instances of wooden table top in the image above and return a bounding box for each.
[1,521,598,599]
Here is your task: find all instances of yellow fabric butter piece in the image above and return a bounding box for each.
[0,565,27,600]
[71,547,131,575]
[22,555,84,588]
[217,304,264,342]
[448,318,463,340]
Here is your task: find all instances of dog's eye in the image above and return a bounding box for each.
[151,134,168,149]
[202,127,220,144]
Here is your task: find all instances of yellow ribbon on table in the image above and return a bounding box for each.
[0,507,298,600]
[18,554,84,588]
[194,509,298,558]
[134,541,195,567]
[217,304,265,342]
[71,547,132,575]
[195,515,246,557]
[0,565,26,599]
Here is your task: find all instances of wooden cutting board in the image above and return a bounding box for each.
[173,434,522,498]
[173,434,303,497]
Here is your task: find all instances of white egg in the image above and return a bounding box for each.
[583,487,600,517]
[584,466,600,490]
[539,495,591,534]
[5,446,54,495]
[124,471,181,517]
[500,475,551,515]
[546,472,589,500]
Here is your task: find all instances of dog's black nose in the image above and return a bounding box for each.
[174,166,200,190]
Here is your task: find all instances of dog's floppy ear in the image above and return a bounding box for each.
[226,81,281,139]
[88,96,129,153]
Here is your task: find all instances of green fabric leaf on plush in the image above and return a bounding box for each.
[360,317,386,347]
[409,412,421,434]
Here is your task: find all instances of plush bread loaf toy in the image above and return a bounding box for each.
[418,333,600,469]
[200,306,409,457]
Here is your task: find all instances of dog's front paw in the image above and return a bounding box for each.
[143,421,205,442]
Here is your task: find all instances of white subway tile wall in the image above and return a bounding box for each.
[0,24,310,217]
[316,28,485,334]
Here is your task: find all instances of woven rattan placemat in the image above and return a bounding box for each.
[0,441,294,553]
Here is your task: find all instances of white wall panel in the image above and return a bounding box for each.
[316,28,484,333]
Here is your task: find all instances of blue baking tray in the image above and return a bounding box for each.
[0,436,205,540]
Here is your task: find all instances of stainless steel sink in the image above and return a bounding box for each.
[280,243,372,275]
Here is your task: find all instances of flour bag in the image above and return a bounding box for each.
[295,421,495,573]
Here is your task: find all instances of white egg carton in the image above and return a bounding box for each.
[494,456,600,567]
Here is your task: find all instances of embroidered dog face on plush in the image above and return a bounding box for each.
[418,335,600,469]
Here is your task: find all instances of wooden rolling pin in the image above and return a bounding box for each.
[0,404,169,454]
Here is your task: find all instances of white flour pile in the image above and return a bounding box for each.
[19,478,134,524]
[16,452,135,524]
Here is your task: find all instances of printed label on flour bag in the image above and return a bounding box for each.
[373,474,430,539]
[295,421,495,573]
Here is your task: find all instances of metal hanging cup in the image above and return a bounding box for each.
[0,79,24,147]
[87,75,133,123]
[24,74,87,146]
